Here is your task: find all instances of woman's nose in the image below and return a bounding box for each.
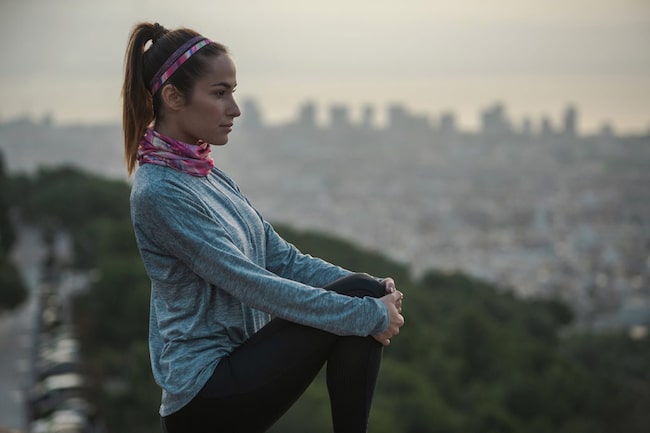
[229,98,241,117]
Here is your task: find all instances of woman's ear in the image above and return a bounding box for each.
[160,84,185,112]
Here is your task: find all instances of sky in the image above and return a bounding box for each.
[1,0,649,133]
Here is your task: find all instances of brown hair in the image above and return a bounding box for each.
[121,22,228,175]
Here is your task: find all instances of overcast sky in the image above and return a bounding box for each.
[1,0,649,132]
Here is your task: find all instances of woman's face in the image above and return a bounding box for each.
[169,54,241,145]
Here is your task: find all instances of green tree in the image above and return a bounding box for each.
[0,253,28,311]
[0,151,16,252]
[0,151,27,311]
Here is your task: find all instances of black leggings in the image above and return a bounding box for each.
[161,273,385,433]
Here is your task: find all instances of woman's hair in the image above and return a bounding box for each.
[121,22,228,175]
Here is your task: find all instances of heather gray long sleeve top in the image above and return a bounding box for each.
[130,164,390,416]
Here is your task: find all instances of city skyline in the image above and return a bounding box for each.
[8,96,646,139]
[1,0,648,133]
[238,97,643,138]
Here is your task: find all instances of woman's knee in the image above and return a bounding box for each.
[326,273,385,298]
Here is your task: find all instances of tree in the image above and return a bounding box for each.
[0,151,16,252]
[0,151,26,311]
[0,253,28,311]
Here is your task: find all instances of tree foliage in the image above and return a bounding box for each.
[7,165,131,268]
[9,166,650,433]
[0,150,27,311]
[0,151,16,252]
[0,253,28,311]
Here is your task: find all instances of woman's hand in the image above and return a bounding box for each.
[381,277,397,294]
[373,278,405,346]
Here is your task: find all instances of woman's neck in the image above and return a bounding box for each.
[154,122,195,145]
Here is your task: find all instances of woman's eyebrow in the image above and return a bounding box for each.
[210,81,237,89]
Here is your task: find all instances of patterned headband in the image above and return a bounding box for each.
[150,36,212,95]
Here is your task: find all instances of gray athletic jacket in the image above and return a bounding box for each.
[130,164,389,416]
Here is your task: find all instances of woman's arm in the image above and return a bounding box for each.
[262,220,352,287]
[132,189,389,337]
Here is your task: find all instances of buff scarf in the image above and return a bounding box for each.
[137,128,214,176]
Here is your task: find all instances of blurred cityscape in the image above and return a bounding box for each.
[1,227,97,432]
[1,99,649,334]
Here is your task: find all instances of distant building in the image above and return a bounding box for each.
[329,104,350,130]
[387,103,431,136]
[298,101,317,130]
[540,116,554,140]
[480,103,511,138]
[521,117,533,138]
[439,111,457,138]
[563,104,578,137]
[41,112,54,127]
[599,122,615,141]
[361,104,375,131]
[240,99,264,130]
[387,104,408,131]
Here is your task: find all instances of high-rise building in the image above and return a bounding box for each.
[481,103,511,137]
[240,99,263,130]
[298,101,317,129]
[387,104,408,131]
[540,116,554,140]
[330,104,350,129]
[521,117,532,138]
[361,104,375,130]
[439,112,457,137]
[563,104,578,136]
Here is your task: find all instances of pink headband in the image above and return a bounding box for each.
[150,36,212,95]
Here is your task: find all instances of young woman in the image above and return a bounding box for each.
[122,22,405,433]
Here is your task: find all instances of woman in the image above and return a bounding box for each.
[122,22,405,433]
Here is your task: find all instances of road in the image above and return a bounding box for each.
[0,227,45,432]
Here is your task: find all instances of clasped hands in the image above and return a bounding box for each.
[373,277,405,346]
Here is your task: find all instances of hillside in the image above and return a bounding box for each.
[6,166,650,433]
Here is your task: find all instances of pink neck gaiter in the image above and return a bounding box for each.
[137,128,214,177]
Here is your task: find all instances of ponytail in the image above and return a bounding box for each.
[122,23,162,176]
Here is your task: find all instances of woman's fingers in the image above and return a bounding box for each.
[373,288,405,346]
[395,290,404,312]
[382,277,396,294]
